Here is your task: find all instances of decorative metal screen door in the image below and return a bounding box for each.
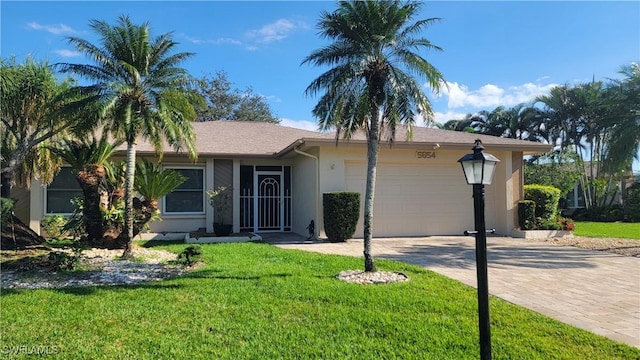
[255,173,282,231]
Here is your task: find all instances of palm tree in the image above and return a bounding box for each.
[49,135,121,245]
[442,113,476,132]
[472,107,508,137]
[536,81,623,208]
[132,160,186,237]
[1,57,93,198]
[303,0,444,271]
[473,104,544,141]
[604,63,640,175]
[57,15,198,257]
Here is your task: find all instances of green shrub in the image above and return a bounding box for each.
[537,218,562,230]
[573,205,624,222]
[176,245,203,266]
[518,200,536,230]
[41,215,69,239]
[323,192,360,242]
[47,246,83,271]
[1,197,16,229]
[623,185,640,222]
[524,184,561,222]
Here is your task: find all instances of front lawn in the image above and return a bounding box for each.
[1,242,638,359]
[574,221,640,239]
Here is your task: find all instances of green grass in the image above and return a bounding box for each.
[574,221,640,239]
[1,242,638,359]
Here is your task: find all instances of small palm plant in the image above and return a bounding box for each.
[133,160,186,237]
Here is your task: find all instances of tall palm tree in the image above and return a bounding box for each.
[536,81,621,208]
[303,0,444,271]
[604,63,640,175]
[57,15,198,257]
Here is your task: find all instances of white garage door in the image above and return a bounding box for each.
[345,163,476,237]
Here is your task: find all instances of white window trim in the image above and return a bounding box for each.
[162,166,206,215]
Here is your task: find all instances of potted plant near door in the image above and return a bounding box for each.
[207,185,233,236]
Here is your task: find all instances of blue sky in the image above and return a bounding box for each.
[2,1,639,168]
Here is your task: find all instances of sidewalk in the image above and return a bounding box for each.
[274,236,640,348]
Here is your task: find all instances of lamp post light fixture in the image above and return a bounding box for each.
[458,139,500,360]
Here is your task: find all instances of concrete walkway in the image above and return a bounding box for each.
[273,236,640,348]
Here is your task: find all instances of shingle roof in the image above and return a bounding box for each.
[134,121,551,157]
[134,121,328,157]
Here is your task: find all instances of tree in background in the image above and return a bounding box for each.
[440,62,639,213]
[472,103,544,141]
[604,63,640,176]
[441,113,476,132]
[303,0,444,271]
[58,15,198,257]
[192,71,279,123]
[536,81,628,208]
[524,150,583,199]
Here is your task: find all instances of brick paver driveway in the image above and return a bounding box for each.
[274,236,640,348]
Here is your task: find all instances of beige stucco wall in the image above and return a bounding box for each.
[9,184,31,228]
[22,145,524,239]
[291,149,319,237]
[315,144,518,237]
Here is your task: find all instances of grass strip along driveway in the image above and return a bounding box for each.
[1,242,638,359]
[574,221,640,240]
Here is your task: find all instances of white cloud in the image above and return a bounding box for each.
[184,18,308,51]
[433,110,472,126]
[245,19,308,44]
[184,35,242,46]
[53,49,81,58]
[27,22,76,35]
[439,81,558,109]
[279,118,319,132]
[261,94,282,103]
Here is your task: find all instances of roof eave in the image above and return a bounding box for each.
[278,138,552,157]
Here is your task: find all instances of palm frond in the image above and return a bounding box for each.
[134,160,185,201]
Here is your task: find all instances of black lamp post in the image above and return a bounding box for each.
[458,139,500,360]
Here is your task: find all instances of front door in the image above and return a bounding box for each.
[256,172,282,231]
[240,165,291,233]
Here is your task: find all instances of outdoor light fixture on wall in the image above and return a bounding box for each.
[458,139,500,360]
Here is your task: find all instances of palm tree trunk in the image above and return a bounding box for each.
[77,166,105,244]
[1,170,12,198]
[363,111,380,272]
[122,141,136,258]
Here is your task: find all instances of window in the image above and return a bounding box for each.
[164,167,205,214]
[565,184,585,209]
[46,167,83,214]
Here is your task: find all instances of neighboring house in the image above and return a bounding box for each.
[13,121,551,239]
[563,164,635,211]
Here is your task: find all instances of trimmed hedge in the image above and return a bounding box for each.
[624,185,640,222]
[518,200,536,230]
[524,184,561,223]
[323,192,360,242]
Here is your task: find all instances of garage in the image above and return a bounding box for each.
[345,162,487,237]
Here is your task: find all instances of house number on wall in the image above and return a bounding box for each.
[416,151,436,159]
